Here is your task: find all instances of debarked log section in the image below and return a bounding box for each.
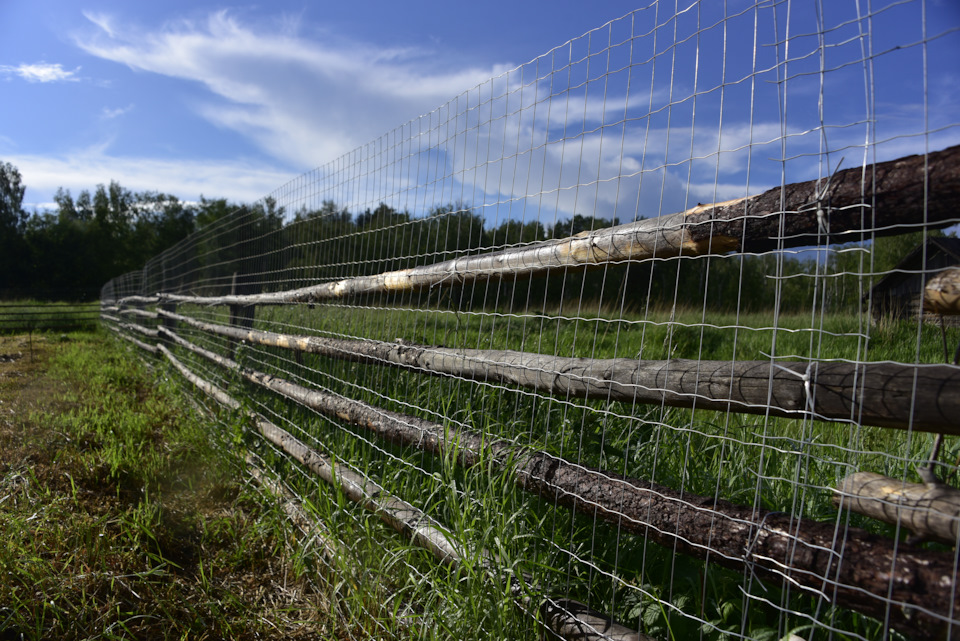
[154,145,960,307]
[158,310,960,434]
[161,326,960,640]
[834,472,960,545]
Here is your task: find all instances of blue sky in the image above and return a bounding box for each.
[2,0,958,221]
[1,0,653,209]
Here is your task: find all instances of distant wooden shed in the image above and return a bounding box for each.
[869,237,960,324]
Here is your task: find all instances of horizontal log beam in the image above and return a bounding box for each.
[158,342,643,641]
[158,146,960,307]
[117,308,158,319]
[159,310,960,433]
[245,460,342,564]
[117,295,159,305]
[834,472,960,545]
[117,321,158,339]
[104,324,158,354]
[158,342,465,564]
[161,327,959,640]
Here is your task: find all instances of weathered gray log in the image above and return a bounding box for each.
[157,146,960,307]
[104,317,159,339]
[117,295,160,305]
[157,343,462,564]
[158,341,644,641]
[540,598,643,641]
[116,320,159,339]
[245,458,342,561]
[104,323,158,354]
[925,267,960,316]
[117,308,158,319]
[158,309,960,434]
[834,472,960,545]
[161,327,959,640]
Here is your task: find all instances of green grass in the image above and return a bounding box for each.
[0,330,336,640]
[151,299,959,640]
[0,300,99,334]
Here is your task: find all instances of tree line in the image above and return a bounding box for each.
[0,162,203,299]
[1,159,927,312]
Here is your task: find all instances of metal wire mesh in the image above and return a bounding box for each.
[102,1,960,639]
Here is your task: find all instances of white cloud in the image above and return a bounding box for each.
[74,10,512,169]
[66,8,958,228]
[0,62,80,83]
[8,147,294,210]
[101,104,134,119]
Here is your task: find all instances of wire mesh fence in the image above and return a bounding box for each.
[0,302,100,334]
[101,1,960,639]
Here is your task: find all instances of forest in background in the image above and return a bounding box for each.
[0,159,937,312]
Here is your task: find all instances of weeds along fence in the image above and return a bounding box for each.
[100,2,960,639]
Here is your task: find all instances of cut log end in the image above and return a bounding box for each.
[924,267,960,316]
[834,471,960,545]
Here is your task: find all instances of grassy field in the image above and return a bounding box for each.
[146,300,957,640]
[0,330,340,640]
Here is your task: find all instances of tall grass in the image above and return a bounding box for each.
[161,298,956,640]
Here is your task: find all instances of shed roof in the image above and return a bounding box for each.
[869,236,960,295]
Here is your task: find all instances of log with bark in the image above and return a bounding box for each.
[104,323,158,354]
[157,343,463,565]
[150,145,960,307]
[158,341,646,641]
[160,326,960,640]
[117,308,158,319]
[157,309,960,434]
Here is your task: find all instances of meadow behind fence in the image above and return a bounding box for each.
[101,1,960,639]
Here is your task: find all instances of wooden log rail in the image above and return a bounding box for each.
[158,343,465,565]
[158,342,645,641]
[835,472,960,545]
[118,295,160,305]
[245,460,343,567]
[158,325,960,640]
[115,320,158,339]
[105,324,158,354]
[158,309,960,434]
[144,145,960,307]
[117,308,158,320]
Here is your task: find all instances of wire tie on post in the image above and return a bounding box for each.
[763,353,815,414]
[798,157,844,237]
[743,510,787,593]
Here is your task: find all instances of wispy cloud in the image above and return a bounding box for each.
[101,104,134,119]
[0,62,80,83]
[8,146,294,209]
[67,7,957,225]
[74,10,512,169]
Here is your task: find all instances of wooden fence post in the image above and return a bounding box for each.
[228,272,256,356]
[159,300,177,349]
